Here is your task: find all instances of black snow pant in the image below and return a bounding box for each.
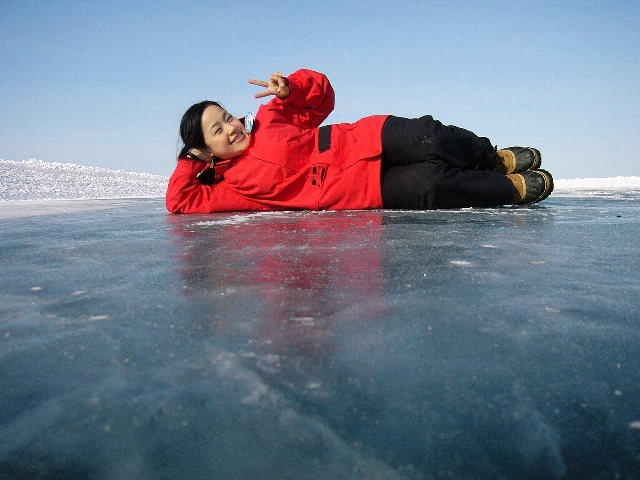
[380,115,517,209]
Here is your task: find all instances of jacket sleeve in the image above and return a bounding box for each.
[267,69,335,130]
[166,160,264,214]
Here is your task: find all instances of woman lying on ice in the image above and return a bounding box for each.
[166,69,553,214]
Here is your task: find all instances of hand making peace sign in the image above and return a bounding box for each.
[248,72,290,99]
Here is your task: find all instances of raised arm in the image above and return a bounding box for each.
[249,69,335,129]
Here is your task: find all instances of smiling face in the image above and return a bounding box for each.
[201,105,250,160]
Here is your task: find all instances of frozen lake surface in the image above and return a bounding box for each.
[1,162,640,479]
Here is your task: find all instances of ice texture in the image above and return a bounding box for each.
[1,193,640,479]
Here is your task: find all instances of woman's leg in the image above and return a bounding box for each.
[381,115,498,170]
[381,161,517,209]
[380,115,516,209]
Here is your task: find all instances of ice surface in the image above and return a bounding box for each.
[1,162,640,478]
[1,189,640,479]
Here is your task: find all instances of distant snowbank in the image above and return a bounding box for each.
[0,159,168,201]
[553,176,640,198]
[554,176,640,190]
[1,159,639,202]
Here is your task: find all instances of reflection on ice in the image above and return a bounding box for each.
[1,198,640,479]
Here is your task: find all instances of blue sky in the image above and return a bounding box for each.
[1,0,639,179]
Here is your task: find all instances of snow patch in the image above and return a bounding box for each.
[0,159,168,201]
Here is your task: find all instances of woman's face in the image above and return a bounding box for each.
[201,105,250,160]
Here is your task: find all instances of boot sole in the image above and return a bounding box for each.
[532,169,553,203]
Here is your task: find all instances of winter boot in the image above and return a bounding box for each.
[507,169,554,205]
[496,147,542,174]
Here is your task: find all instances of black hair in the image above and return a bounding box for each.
[178,101,223,159]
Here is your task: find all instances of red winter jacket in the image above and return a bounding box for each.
[166,69,389,214]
